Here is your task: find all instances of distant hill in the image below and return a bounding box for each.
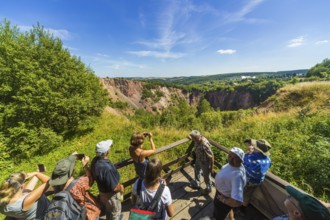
[126,69,308,85]
[260,81,330,112]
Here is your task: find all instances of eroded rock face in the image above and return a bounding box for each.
[205,89,256,111]
[101,78,257,112]
[101,78,188,112]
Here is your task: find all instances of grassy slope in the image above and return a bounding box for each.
[1,81,329,219]
[0,111,192,219]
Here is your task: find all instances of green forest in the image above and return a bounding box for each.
[0,19,330,219]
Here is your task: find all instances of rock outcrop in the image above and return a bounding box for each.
[101,78,259,112]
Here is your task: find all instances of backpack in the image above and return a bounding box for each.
[129,179,165,220]
[45,180,87,220]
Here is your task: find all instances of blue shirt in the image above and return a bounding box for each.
[243,152,271,185]
[91,157,120,193]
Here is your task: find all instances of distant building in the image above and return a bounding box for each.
[241,76,256,79]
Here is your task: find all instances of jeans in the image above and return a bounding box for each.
[194,159,211,191]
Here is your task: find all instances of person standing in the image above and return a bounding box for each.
[188,130,214,195]
[243,139,272,205]
[91,140,124,220]
[228,139,272,219]
[214,147,246,220]
[129,132,156,179]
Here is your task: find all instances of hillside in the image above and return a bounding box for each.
[101,78,282,112]
[260,81,330,112]
[129,69,308,85]
[102,78,188,113]
[0,80,329,220]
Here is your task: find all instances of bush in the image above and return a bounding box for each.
[6,122,63,160]
[0,20,107,159]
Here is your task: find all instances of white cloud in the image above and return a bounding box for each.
[18,25,32,32]
[47,28,71,40]
[64,45,78,51]
[315,40,328,45]
[288,36,304,48]
[128,50,184,59]
[217,49,236,55]
[109,64,120,70]
[224,0,265,23]
[96,53,110,58]
[92,54,147,70]
[18,25,71,40]
[132,0,206,59]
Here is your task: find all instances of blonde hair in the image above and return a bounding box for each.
[0,172,26,206]
[130,133,145,147]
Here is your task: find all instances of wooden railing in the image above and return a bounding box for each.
[114,138,193,200]
[115,137,288,219]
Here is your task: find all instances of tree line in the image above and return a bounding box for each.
[0,20,107,161]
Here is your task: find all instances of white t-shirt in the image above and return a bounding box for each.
[215,163,246,203]
[132,179,172,220]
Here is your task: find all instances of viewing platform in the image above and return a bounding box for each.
[114,138,290,220]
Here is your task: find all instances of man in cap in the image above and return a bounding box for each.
[91,140,124,220]
[188,130,214,195]
[228,139,272,219]
[49,154,77,189]
[213,147,246,220]
[283,185,330,220]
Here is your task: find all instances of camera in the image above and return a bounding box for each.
[38,164,45,172]
[76,154,85,160]
[143,132,150,137]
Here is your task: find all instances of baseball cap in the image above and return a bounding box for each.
[286,185,330,220]
[190,130,201,137]
[230,147,245,162]
[49,155,76,186]
[96,139,113,156]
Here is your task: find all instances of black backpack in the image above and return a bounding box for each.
[45,180,86,220]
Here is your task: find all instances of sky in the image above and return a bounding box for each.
[1,0,330,78]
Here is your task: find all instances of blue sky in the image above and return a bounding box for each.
[1,0,330,78]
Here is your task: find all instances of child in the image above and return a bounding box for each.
[131,158,174,220]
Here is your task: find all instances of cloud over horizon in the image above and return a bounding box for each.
[217,49,237,54]
[288,36,304,48]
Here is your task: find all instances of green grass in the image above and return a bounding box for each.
[1,81,330,220]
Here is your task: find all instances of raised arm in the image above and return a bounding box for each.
[24,171,49,192]
[22,172,50,211]
[140,133,156,158]
[81,155,94,186]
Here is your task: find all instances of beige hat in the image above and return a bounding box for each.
[250,139,271,156]
[190,130,201,137]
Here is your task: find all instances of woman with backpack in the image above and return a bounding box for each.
[129,132,157,179]
[47,153,101,220]
[0,170,50,219]
[131,158,174,220]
